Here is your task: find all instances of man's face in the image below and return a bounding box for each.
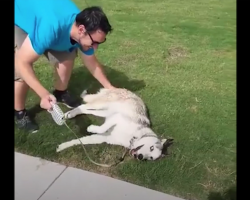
[77,25,107,51]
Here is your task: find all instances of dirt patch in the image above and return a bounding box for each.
[114,54,145,65]
[165,46,189,65]
[188,105,198,113]
[121,40,137,48]
[212,49,236,58]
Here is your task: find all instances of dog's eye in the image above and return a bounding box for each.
[150,156,153,160]
[150,146,154,152]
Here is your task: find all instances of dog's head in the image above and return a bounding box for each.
[130,136,174,161]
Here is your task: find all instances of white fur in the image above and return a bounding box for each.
[56,88,169,161]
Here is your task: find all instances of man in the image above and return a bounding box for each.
[15,0,115,133]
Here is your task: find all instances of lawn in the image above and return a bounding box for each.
[14,0,236,199]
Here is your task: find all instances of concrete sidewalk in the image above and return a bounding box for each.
[15,152,184,200]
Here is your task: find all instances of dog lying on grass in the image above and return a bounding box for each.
[56,88,173,161]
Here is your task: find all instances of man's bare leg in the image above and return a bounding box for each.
[46,50,81,108]
[14,25,39,133]
[14,79,39,133]
[54,59,74,91]
[14,81,29,111]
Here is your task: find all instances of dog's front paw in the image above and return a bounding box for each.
[56,144,64,152]
[64,111,73,119]
[87,125,100,134]
[56,142,72,152]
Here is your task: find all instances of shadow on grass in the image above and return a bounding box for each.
[207,185,236,200]
[28,65,146,135]
[68,65,146,95]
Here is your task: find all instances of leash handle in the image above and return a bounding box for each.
[47,103,65,126]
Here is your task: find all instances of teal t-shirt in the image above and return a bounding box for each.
[15,0,94,56]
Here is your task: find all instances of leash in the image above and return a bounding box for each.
[63,121,128,167]
[48,103,129,168]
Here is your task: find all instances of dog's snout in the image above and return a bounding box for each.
[138,154,143,160]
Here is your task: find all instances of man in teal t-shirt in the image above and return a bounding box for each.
[15,0,115,133]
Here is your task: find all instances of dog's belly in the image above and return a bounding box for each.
[110,123,138,148]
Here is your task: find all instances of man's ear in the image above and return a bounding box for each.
[78,24,86,35]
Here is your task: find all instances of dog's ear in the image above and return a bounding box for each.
[160,138,167,146]
[164,138,174,148]
[161,138,174,147]
[156,139,167,150]
[161,138,174,156]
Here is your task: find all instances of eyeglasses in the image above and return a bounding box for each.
[87,32,106,46]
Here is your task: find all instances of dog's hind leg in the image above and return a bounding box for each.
[56,135,113,152]
[87,114,121,134]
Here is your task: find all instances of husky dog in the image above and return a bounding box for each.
[56,88,173,161]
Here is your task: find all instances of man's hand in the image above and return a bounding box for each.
[106,85,117,89]
[40,93,57,110]
[81,53,115,89]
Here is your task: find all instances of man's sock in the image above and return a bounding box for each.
[53,89,67,97]
[15,109,27,120]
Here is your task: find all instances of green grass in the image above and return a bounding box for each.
[15,0,236,199]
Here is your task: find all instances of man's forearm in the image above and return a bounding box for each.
[17,62,49,98]
[85,63,112,88]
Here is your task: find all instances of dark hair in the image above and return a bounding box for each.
[75,6,113,34]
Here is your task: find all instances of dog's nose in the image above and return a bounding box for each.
[138,154,143,160]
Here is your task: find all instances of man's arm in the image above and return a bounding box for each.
[15,36,50,98]
[80,52,115,89]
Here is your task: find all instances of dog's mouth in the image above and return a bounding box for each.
[129,149,137,156]
[129,144,144,160]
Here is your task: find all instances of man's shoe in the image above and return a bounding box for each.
[15,110,39,133]
[53,90,81,108]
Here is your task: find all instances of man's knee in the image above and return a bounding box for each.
[14,62,24,82]
[15,73,24,82]
[44,49,78,67]
[15,25,28,82]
